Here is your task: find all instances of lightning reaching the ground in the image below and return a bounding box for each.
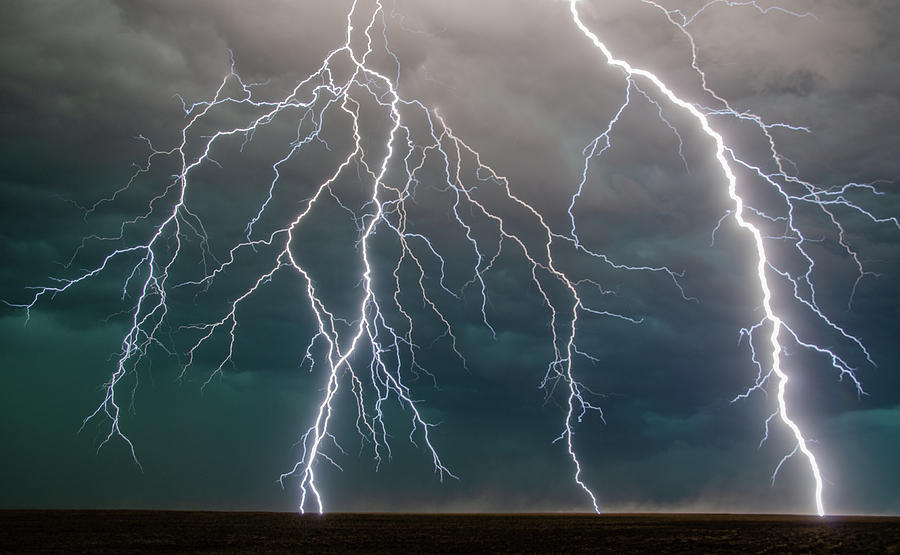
[6,0,897,516]
[569,0,835,517]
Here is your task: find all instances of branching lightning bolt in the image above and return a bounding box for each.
[569,0,898,516]
[7,0,896,517]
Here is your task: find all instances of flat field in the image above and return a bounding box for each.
[1,510,898,553]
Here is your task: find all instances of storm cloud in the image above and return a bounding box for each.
[1,0,898,514]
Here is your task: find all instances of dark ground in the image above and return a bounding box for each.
[1,511,898,553]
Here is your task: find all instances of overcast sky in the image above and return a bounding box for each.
[1,0,899,515]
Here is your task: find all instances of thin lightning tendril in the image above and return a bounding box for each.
[7,0,896,517]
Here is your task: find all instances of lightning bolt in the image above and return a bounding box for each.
[568,0,899,516]
[6,0,896,517]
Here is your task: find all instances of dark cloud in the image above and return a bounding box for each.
[1,0,898,515]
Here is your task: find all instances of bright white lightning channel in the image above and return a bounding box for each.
[570,0,829,515]
[8,0,896,516]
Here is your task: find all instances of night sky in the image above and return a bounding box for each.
[1,0,899,515]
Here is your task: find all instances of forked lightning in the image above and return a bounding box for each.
[8,0,896,516]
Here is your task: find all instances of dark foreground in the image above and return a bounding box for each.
[1,511,898,553]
